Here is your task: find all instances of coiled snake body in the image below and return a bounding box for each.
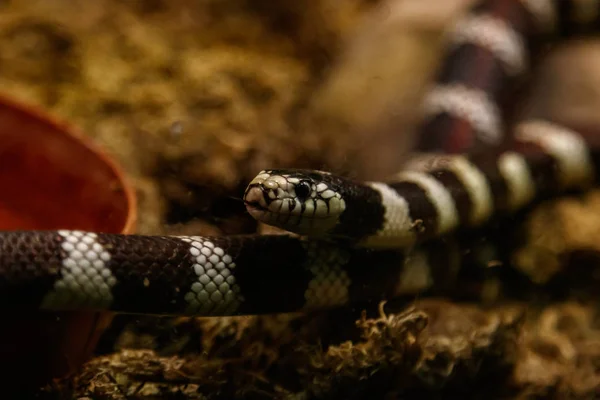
[3,0,600,317]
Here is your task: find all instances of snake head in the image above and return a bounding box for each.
[243,169,347,235]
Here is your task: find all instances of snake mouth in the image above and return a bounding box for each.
[243,186,274,223]
[245,201,276,227]
[244,200,267,213]
[243,186,268,210]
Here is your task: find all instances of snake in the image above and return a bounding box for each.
[2,0,600,317]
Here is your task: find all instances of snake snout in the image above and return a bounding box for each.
[244,176,291,224]
[244,186,267,209]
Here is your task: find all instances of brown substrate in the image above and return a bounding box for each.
[3,0,600,398]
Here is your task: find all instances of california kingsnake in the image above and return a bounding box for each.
[2,0,600,317]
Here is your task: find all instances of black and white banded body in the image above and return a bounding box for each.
[3,0,600,317]
[244,0,600,248]
[0,230,477,316]
[245,121,596,248]
[417,0,600,153]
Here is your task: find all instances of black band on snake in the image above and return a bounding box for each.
[3,0,600,317]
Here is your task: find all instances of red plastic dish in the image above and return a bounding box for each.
[0,94,136,392]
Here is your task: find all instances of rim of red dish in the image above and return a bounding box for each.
[0,92,137,234]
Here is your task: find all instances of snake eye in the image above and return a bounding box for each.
[295,180,312,201]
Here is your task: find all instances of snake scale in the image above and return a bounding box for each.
[2,0,600,317]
